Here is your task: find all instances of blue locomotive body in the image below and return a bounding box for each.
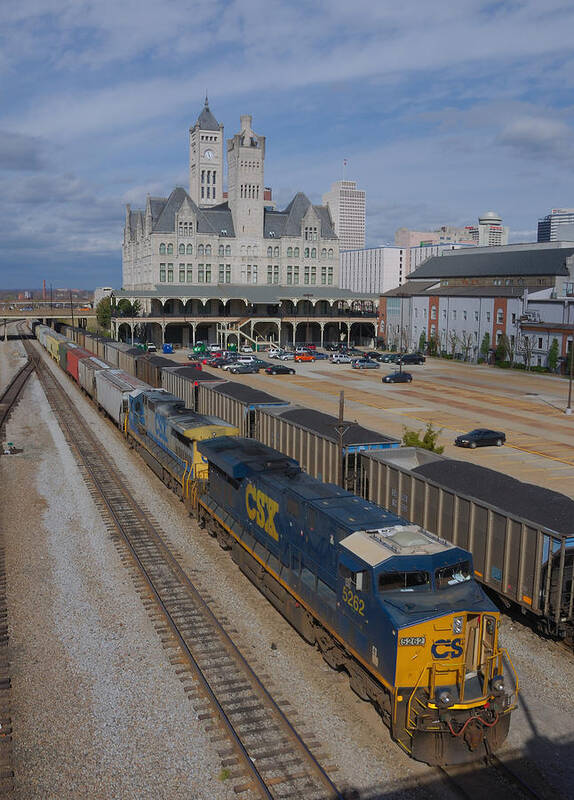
[198,436,517,764]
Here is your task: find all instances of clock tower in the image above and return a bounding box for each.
[227,114,266,238]
[189,97,224,207]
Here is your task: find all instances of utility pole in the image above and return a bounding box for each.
[566,334,573,415]
[334,391,351,488]
[69,289,75,329]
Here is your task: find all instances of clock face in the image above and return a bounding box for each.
[204,149,214,160]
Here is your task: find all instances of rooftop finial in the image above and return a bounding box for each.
[204,92,209,108]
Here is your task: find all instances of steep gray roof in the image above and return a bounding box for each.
[154,188,190,233]
[196,203,235,236]
[272,192,337,240]
[409,246,574,280]
[196,98,220,131]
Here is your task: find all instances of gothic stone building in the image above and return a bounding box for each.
[118,100,376,349]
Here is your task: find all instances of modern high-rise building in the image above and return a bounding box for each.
[322,180,366,251]
[537,209,574,242]
[466,211,509,247]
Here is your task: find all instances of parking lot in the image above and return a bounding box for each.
[174,350,574,501]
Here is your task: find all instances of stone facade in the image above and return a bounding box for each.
[122,101,340,293]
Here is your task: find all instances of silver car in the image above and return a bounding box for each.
[351,358,380,370]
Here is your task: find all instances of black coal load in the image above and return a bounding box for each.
[414,460,574,536]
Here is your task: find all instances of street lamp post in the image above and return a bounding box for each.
[566,335,573,415]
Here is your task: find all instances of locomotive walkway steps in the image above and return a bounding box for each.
[26,340,345,800]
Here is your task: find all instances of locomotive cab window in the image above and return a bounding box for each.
[339,563,371,593]
[435,561,471,590]
[379,571,430,593]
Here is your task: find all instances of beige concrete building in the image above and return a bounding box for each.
[322,180,365,251]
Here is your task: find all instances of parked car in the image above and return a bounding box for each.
[221,356,255,370]
[312,351,329,360]
[278,352,295,361]
[325,343,340,351]
[295,346,311,355]
[295,353,315,362]
[380,353,400,363]
[398,353,426,365]
[208,344,221,353]
[268,348,283,358]
[228,363,260,374]
[454,429,506,448]
[303,343,317,350]
[240,345,254,353]
[145,342,157,353]
[331,353,352,364]
[352,358,380,370]
[185,357,203,370]
[264,365,296,375]
[364,351,383,361]
[382,371,413,383]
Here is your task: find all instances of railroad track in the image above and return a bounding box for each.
[0,358,36,433]
[26,341,345,800]
[437,747,555,800]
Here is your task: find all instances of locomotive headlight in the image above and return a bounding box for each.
[436,689,455,707]
[490,674,505,693]
[452,616,463,634]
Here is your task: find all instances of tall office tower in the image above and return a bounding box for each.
[537,209,574,242]
[322,180,366,251]
[467,211,509,246]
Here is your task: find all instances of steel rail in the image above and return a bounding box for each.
[28,342,344,800]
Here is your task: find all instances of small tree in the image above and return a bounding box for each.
[427,334,439,356]
[548,338,559,372]
[448,330,458,357]
[402,423,444,454]
[518,334,535,370]
[496,333,512,364]
[96,296,112,330]
[460,332,474,362]
[117,298,142,317]
[480,332,490,360]
[418,331,426,353]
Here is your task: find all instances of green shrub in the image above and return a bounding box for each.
[402,423,444,454]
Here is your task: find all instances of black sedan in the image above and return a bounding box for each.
[264,365,295,375]
[228,364,260,374]
[398,353,426,365]
[382,371,413,383]
[454,429,506,448]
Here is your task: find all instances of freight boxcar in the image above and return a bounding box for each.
[45,330,68,362]
[134,354,176,388]
[161,366,225,411]
[197,382,289,436]
[360,448,574,639]
[78,356,110,399]
[65,346,92,383]
[257,405,400,491]
[94,369,148,428]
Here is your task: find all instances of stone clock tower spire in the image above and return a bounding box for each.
[189,96,224,207]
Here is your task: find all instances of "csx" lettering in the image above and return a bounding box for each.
[431,638,464,659]
[245,483,279,541]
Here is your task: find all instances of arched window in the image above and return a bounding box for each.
[205,244,211,255]
[186,244,193,255]
[188,222,193,234]
[254,245,258,256]
[198,244,204,256]
[179,244,185,255]
[225,245,231,256]
[274,246,279,257]
[328,248,333,258]
[219,244,225,256]
[321,248,327,258]
[247,246,252,256]
[294,247,300,257]
[267,246,273,257]
[159,243,166,254]
[304,247,310,258]
[167,243,173,254]
[311,248,316,258]
[241,245,246,255]
[287,246,293,257]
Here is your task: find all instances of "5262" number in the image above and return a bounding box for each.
[342,586,365,617]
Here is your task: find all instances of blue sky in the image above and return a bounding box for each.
[2,0,574,290]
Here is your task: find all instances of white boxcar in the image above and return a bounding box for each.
[78,356,110,399]
[94,369,148,426]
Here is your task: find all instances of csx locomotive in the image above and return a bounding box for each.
[196,436,518,765]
